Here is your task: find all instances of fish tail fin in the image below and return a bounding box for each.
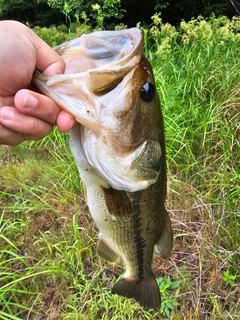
[156,209,173,259]
[112,273,161,309]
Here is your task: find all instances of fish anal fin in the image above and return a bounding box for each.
[112,274,161,310]
[156,210,173,259]
[97,238,119,264]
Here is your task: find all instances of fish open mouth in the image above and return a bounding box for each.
[34,28,143,93]
[33,28,144,128]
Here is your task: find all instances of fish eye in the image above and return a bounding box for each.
[140,82,155,102]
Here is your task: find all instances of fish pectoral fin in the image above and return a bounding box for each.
[132,140,161,172]
[155,210,173,259]
[112,274,161,310]
[97,238,119,263]
[127,140,162,184]
[102,187,131,217]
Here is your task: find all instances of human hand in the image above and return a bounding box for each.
[0,20,76,146]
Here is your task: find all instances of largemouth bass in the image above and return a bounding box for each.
[33,28,173,310]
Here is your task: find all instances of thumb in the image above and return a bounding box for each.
[31,31,65,76]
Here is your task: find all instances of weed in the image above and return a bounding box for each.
[223,269,237,287]
[157,276,182,318]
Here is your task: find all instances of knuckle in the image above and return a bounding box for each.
[28,116,40,132]
[27,117,53,140]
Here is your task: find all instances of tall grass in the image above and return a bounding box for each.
[0,15,239,319]
[146,14,240,319]
[146,14,240,255]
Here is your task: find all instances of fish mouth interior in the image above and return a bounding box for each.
[53,28,143,75]
[87,44,116,60]
[85,35,129,62]
[93,78,124,96]
[33,28,143,100]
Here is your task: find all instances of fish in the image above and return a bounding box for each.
[33,27,173,310]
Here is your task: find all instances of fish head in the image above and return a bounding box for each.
[33,28,165,191]
[104,54,163,151]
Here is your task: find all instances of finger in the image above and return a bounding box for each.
[0,124,24,146]
[14,89,61,125]
[0,107,53,141]
[15,89,76,131]
[56,110,76,132]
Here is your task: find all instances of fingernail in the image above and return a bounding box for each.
[0,109,16,120]
[23,93,37,108]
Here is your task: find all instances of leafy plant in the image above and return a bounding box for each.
[157,276,181,318]
[47,0,124,27]
[223,269,237,286]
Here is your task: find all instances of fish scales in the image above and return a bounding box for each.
[33,27,173,310]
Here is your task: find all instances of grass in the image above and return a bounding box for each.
[1,15,240,319]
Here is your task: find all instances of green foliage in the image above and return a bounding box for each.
[0,0,237,29]
[0,211,62,318]
[0,0,65,27]
[33,24,74,46]
[147,14,240,176]
[223,269,237,286]
[122,0,236,27]
[0,0,32,17]
[47,0,124,27]
[155,0,170,11]
[33,22,92,46]
[157,276,181,318]
[47,0,81,18]
[33,24,72,46]
[146,17,240,292]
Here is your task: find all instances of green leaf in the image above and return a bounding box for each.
[171,279,182,288]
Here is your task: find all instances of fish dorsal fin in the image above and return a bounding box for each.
[97,238,119,263]
[155,210,173,259]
